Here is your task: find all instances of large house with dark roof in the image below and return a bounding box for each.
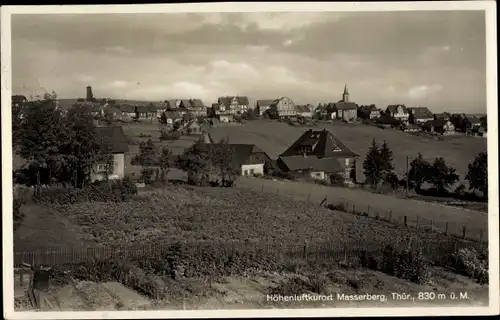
[422,119,455,135]
[211,96,250,122]
[326,84,358,121]
[179,99,207,117]
[91,126,129,182]
[277,129,359,184]
[385,104,410,123]
[408,107,434,125]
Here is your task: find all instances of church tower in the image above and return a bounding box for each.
[342,83,349,103]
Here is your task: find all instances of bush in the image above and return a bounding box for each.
[326,202,346,212]
[13,197,26,232]
[140,168,156,185]
[160,131,181,141]
[139,133,152,138]
[392,248,430,285]
[448,247,488,284]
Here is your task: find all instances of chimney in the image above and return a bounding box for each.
[86,86,94,101]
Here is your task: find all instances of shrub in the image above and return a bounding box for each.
[159,131,181,141]
[13,197,26,232]
[326,202,346,212]
[140,168,156,185]
[392,248,430,285]
[268,275,328,296]
[448,247,488,285]
[359,250,378,270]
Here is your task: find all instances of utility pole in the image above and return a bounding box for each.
[405,156,409,198]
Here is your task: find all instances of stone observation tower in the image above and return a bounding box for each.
[86,86,94,101]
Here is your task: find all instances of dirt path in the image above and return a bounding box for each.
[236,177,488,241]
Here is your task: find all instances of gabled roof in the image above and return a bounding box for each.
[423,119,451,129]
[180,99,192,108]
[278,155,344,173]
[218,96,250,106]
[256,99,275,108]
[95,126,129,153]
[434,112,451,120]
[117,105,136,113]
[409,107,434,119]
[466,116,481,125]
[386,104,409,114]
[190,99,205,108]
[280,129,358,159]
[295,105,312,113]
[167,100,179,109]
[329,102,357,111]
[104,106,122,115]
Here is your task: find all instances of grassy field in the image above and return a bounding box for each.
[206,120,487,184]
[236,177,488,241]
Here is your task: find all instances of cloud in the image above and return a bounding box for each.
[10,11,487,112]
[408,84,443,99]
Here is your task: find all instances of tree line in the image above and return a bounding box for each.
[362,139,488,198]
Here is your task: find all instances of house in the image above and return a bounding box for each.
[184,120,202,135]
[277,129,359,184]
[12,95,28,107]
[217,96,250,115]
[103,105,123,121]
[385,104,410,123]
[136,104,157,120]
[422,119,455,135]
[166,99,181,110]
[358,105,381,120]
[433,112,451,121]
[118,105,137,120]
[91,126,129,182]
[211,103,235,123]
[268,97,297,119]
[256,99,275,116]
[295,104,313,118]
[408,107,434,125]
[179,99,207,117]
[450,114,481,133]
[197,143,273,176]
[163,111,183,125]
[477,126,487,137]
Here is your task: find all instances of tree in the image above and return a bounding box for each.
[363,139,383,185]
[210,138,239,185]
[158,146,172,183]
[177,140,211,185]
[379,140,395,184]
[104,111,113,125]
[137,139,157,167]
[160,112,167,124]
[466,151,487,196]
[427,157,459,193]
[407,153,431,192]
[134,106,140,121]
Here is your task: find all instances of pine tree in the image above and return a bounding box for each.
[379,140,395,183]
[363,139,382,185]
[465,151,487,196]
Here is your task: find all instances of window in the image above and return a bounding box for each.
[250,169,255,174]
[244,170,249,176]
[96,164,107,172]
[333,147,342,152]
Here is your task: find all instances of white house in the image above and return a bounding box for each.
[385,104,410,123]
[91,126,129,182]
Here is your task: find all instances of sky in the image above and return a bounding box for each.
[11,10,487,113]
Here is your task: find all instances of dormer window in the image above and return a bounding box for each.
[333,147,342,152]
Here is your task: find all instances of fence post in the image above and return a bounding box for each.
[352,204,356,214]
[462,226,466,239]
[480,228,483,242]
[302,241,308,259]
[404,216,407,227]
[445,222,448,236]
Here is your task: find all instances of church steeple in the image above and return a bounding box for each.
[342,83,350,103]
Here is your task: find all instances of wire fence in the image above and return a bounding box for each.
[237,179,488,244]
[14,238,486,268]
